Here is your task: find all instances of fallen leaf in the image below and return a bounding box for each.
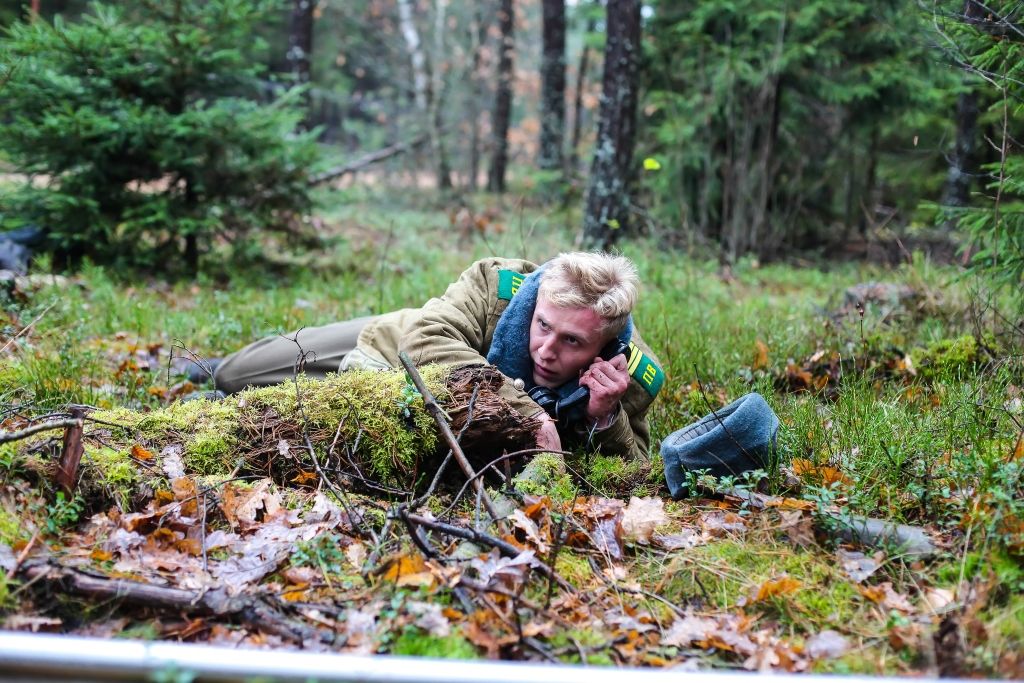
[860,581,914,613]
[652,529,702,551]
[753,340,770,371]
[662,614,718,647]
[621,496,667,544]
[766,497,816,511]
[382,554,435,587]
[345,542,366,570]
[130,444,154,461]
[509,509,550,553]
[779,509,815,548]
[837,549,881,583]
[700,510,746,536]
[922,587,956,613]
[750,575,802,603]
[805,629,850,659]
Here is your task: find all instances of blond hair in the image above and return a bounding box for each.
[538,252,639,336]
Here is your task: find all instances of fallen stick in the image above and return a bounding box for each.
[0,417,82,445]
[723,487,937,558]
[16,559,342,646]
[405,513,573,593]
[398,353,505,529]
[308,133,429,186]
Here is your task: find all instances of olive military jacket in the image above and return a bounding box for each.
[349,258,663,459]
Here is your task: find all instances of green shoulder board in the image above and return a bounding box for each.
[627,340,665,398]
[497,269,526,300]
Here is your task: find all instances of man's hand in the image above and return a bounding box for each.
[535,413,562,451]
[579,353,630,426]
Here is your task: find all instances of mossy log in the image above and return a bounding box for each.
[24,365,539,507]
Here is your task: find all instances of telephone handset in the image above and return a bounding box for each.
[527,339,630,427]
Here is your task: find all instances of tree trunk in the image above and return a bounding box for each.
[287,0,315,128]
[467,1,489,191]
[539,0,566,172]
[397,0,451,190]
[569,15,596,174]
[942,87,979,213]
[430,0,453,189]
[579,0,641,250]
[487,0,515,193]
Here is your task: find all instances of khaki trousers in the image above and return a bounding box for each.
[214,315,380,394]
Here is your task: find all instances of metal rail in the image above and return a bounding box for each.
[0,631,993,683]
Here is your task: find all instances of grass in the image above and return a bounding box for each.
[1,184,1023,673]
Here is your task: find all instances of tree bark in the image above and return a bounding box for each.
[539,0,566,172]
[580,0,641,249]
[941,86,979,215]
[467,1,489,191]
[430,0,453,189]
[487,0,515,193]
[287,0,315,129]
[397,0,451,189]
[569,15,596,174]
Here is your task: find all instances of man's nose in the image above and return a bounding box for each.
[538,337,557,359]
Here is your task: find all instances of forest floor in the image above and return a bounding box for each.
[0,185,1022,676]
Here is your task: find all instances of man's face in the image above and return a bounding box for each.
[529,296,608,388]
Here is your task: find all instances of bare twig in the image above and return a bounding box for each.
[405,513,573,592]
[16,559,342,646]
[398,352,505,529]
[0,417,83,444]
[0,301,56,356]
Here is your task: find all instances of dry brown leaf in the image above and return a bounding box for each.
[171,477,198,517]
[130,444,154,461]
[753,340,770,370]
[805,630,850,659]
[509,509,550,553]
[652,528,702,551]
[750,575,802,603]
[700,510,747,537]
[922,587,956,613]
[621,496,667,544]
[779,509,815,548]
[837,549,881,583]
[382,554,434,587]
[766,497,816,511]
[662,614,718,647]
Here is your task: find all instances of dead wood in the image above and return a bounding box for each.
[17,559,342,646]
[308,133,429,186]
[55,408,85,496]
[405,512,573,593]
[399,353,504,527]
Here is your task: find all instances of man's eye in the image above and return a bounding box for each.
[565,336,579,346]
[538,319,550,331]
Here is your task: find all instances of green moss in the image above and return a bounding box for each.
[549,628,614,665]
[651,539,870,633]
[89,366,449,487]
[514,452,574,501]
[83,445,140,509]
[554,552,593,586]
[245,367,448,487]
[915,334,996,379]
[95,398,244,475]
[585,454,652,496]
[389,628,478,659]
[0,503,26,547]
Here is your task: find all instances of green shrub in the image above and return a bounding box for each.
[0,1,319,271]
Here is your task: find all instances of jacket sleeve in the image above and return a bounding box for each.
[398,258,543,419]
[567,383,654,460]
[563,332,663,460]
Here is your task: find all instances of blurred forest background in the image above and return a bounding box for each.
[0,0,1021,287]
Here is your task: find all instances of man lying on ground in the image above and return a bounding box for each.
[206,252,664,459]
